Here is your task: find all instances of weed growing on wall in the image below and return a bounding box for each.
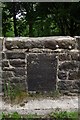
[3,81,28,104]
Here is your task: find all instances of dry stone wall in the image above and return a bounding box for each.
[1,36,80,94]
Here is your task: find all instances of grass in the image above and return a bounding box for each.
[49,111,78,120]
[3,81,29,104]
[3,82,61,104]
[1,111,78,120]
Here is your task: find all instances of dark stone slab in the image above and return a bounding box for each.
[27,53,57,91]
[6,52,25,59]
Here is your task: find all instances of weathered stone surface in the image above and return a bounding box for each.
[27,53,57,91]
[70,52,80,61]
[58,81,73,91]
[5,40,25,50]
[58,71,67,80]
[6,52,25,59]
[58,80,80,92]
[10,77,26,83]
[75,36,80,50]
[13,67,26,77]
[73,81,80,89]
[10,60,25,67]
[44,39,75,50]
[5,37,75,50]
[68,70,80,80]
[59,53,70,61]
[1,37,80,94]
[2,67,15,71]
[2,60,9,68]
[2,71,14,78]
[59,61,79,71]
[9,77,27,91]
[2,52,5,59]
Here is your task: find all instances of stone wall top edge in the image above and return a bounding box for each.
[4,36,75,41]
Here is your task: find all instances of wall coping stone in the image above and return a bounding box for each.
[4,36,76,50]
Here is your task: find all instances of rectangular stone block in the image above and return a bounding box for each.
[73,81,80,90]
[70,52,80,61]
[6,52,25,59]
[10,60,25,67]
[68,70,80,80]
[58,80,73,91]
[59,53,70,61]
[5,40,25,50]
[27,53,57,91]
[5,37,76,50]
[58,80,80,92]
[59,61,79,71]
[13,67,26,77]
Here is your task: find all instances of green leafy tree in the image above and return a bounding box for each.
[2,2,80,37]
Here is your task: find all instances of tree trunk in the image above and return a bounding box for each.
[69,17,74,37]
[28,3,34,37]
[29,21,33,37]
[13,3,17,37]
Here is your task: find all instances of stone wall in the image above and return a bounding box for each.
[1,36,80,94]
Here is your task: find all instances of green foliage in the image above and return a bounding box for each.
[3,81,28,104]
[2,2,80,37]
[1,111,78,120]
[2,112,21,119]
[49,111,78,120]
